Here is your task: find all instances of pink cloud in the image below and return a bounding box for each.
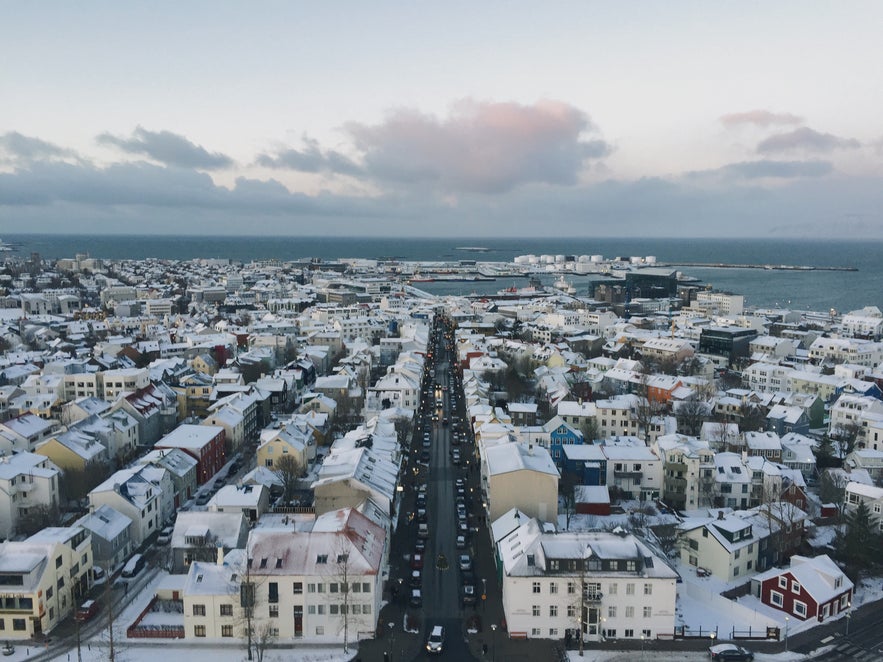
[345,99,611,193]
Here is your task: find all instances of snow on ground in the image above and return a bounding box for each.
[806,524,838,549]
[44,645,354,662]
[559,500,680,532]
[565,651,810,661]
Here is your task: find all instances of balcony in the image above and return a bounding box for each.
[583,592,603,604]
[613,469,643,480]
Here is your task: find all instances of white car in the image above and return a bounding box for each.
[426,625,444,654]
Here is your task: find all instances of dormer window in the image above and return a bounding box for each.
[316,554,328,564]
[527,554,535,567]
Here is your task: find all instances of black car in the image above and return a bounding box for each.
[420,450,430,464]
[709,644,754,661]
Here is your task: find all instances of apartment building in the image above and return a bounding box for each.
[497,518,677,643]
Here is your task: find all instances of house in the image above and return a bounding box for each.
[751,555,853,622]
[89,466,166,546]
[844,481,883,528]
[0,525,93,638]
[496,516,677,643]
[679,511,764,581]
[600,441,662,501]
[208,484,270,523]
[508,402,538,426]
[35,428,108,474]
[482,442,559,522]
[77,504,133,570]
[653,434,716,511]
[546,417,584,468]
[170,511,249,574]
[744,431,783,462]
[183,507,385,644]
[132,448,199,508]
[0,413,56,454]
[0,452,61,539]
[155,424,226,485]
[780,433,818,478]
[844,449,883,483]
[561,444,607,486]
[311,447,397,518]
[257,426,310,474]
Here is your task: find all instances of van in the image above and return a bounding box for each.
[121,553,145,578]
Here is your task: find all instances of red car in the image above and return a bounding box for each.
[411,553,424,570]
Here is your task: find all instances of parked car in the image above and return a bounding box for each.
[195,493,211,506]
[156,527,173,546]
[696,567,711,577]
[426,625,445,654]
[410,589,423,608]
[458,554,473,571]
[410,569,422,588]
[411,553,424,570]
[456,535,467,549]
[462,584,477,606]
[121,553,145,578]
[415,539,426,553]
[709,644,754,661]
[418,523,429,538]
[420,450,431,464]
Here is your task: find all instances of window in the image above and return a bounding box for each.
[317,583,325,593]
[269,605,279,618]
[316,554,328,564]
[625,629,634,638]
[192,604,206,616]
[567,582,576,594]
[794,600,807,617]
[221,625,233,637]
[330,583,339,593]
[549,628,558,637]
[308,605,316,615]
[822,604,830,618]
[330,605,339,615]
[293,582,303,594]
[363,604,371,614]
[792,581,801,594]
[841,595,849,609]
[550,582,558,594]
[317,605,325,615]
[643,583,652,595]
[771,591,783,607]
[362,582,370,593]
[608,606,616,618]
[625,606,634,618]
[55,556,63,569]
[605,629,616,638]
[352,604,361,614]
[269,582,279,603]
[220,604,233,616]
[532,581,541,594]
[532,605,540,617]
[549,605,558,617]
[778,576,788,589]
[643,606,652,618]
[626,583,635,596]
[531,628,541,637]
[608,582,618,595]
[642,629,652,638]
[46,587,53,599]
[194,625,206,637]
[316,626,324,635]
[568,605,576,618]
[308,583,316,593]
[689,539,699,550]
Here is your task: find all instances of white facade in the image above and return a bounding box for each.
[498,518,677,643]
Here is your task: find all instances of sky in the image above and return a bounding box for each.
[1,1,882,238]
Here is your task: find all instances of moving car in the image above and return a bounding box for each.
[426,625,445,654]
[709,643,754,661]
[459,554,473,571]
[410,589,423,607]
[411,553,424,570]
[456,534,467,549]
[462,584,477,606]
[75,599,100,622]
[156,527,173,546]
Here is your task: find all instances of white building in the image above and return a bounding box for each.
[497,516,677,643]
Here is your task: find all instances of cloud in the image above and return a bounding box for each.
[700,159,834,180]
[344,99,612,193]
[0,131,81,164]
[96,126,234,170]
[756,127,861,154]
[719,110,804,127]
[255,136,363,176]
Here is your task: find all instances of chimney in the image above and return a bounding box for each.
[216,545,225,565]
[717,510,725,520]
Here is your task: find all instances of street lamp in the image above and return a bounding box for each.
[641,633,645,660]
[491,623,497,662]
[846,602,852,636]
[388,621,395,662]
[784,616,789,652]
[710,631,716,650]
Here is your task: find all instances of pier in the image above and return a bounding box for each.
[657,262,857,272]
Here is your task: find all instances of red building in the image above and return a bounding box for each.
[155,424,226,484]
[751,554,853,622]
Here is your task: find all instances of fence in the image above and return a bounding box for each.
[126,595,186,639]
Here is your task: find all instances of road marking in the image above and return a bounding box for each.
[820,635,834,643]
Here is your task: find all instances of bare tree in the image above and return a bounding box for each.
[327,540,356,655]
[833,421,862,460]
[273,454,303,505]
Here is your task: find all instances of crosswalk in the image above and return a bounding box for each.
[827,641,881,661]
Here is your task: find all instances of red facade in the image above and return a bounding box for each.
[760,570,852,622]
[156,427,226,484]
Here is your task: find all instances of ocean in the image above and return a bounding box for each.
[4,234,881,314]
